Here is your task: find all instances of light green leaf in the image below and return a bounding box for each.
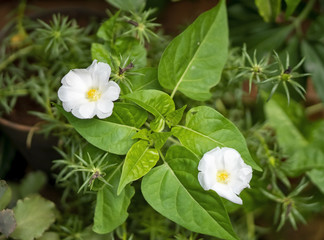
[123,89,175,118]
[172,106,260,171]
[93,162,135,234]
[307,169,324,194]
[0,209,16,237]
[97,11,120,42]
[301,40,324,103]
[151,132,173,150]
[166,105,187,127]
[132,128,151,141]
[158,0,228,101]
[284,0,301,17]
[264,94,308,155]
[117,140,159,194]
[91,43,111,64]
[142,145,238,240]
[105,0,145,12]
[37,232,60,240]
[11,195,56,240]
[255,0,281,22]
[150,116,165,132]
[107,102,147,128]
[0,180,11,210]
[58,105,138,155]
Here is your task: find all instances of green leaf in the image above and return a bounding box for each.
[255,0,281,22]
[172,106,260,171]
[281,147,324,177]
[91,43,111,64]
[114,37,147,68]
[92,37,147,68]
[151,132,173,150]
[307,169,324,194]
[142,145,238,240]
[284,0,301,17]
[150,116,165,132]
[123,90,175,118]
[158,0,228,101]
[264,94,308,155]
[93,162,135,234]
[0,180,11,210]
[11,195,56,240]
[132,128,151,141]
[37,232,60,240]
[105,0,145,12]
[122,67,161,94]
[0,209,16,237]
[301,40,324,103]
[117,140,159,195]
[19,171,47,198]
[166,105,187,127]
[58,105,138,155]
[107,102,148,128]
[97,11,120,42]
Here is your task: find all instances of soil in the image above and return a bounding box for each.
[3,96,44,126]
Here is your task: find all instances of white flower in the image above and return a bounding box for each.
[198,147,252,205]
[58,60,120,119]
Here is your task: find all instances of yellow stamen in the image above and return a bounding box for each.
[216,170,230,184]
[87,89,101,101]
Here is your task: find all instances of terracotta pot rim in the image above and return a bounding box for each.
[0,117,39,132]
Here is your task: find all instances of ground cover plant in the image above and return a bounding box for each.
[1,0,324,239]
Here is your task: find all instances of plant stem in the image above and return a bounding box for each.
[0,45,34,72]
[306,102,324,116]
[247,212,255,240]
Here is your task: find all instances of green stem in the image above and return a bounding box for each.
[0,45,34,72]
[167,136,180,145]
[306,102,324,116]
[294,0,316,27]
[247,212,255,240]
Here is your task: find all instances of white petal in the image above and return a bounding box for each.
[97,99,114,113]
[102,81,121,101]
[223,148,242,171]
[88,60,111,84]
[96,109,113,119]
[78,102,96,119]
[211,183,243,205]
[58,86,85,102]
[62,69,92,89]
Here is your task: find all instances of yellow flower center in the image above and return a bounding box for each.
[216,170,230,184]
[87,89,101,101]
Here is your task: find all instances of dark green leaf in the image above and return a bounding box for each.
[58,105,138,155]
[107,102,148,128]
[172,106,260,170]
[158,0,228,100]
[301,40,324,103]
[93,162,135,234]
[307,169,324,194]
[117,140,159,194]
[142,145,238,240]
